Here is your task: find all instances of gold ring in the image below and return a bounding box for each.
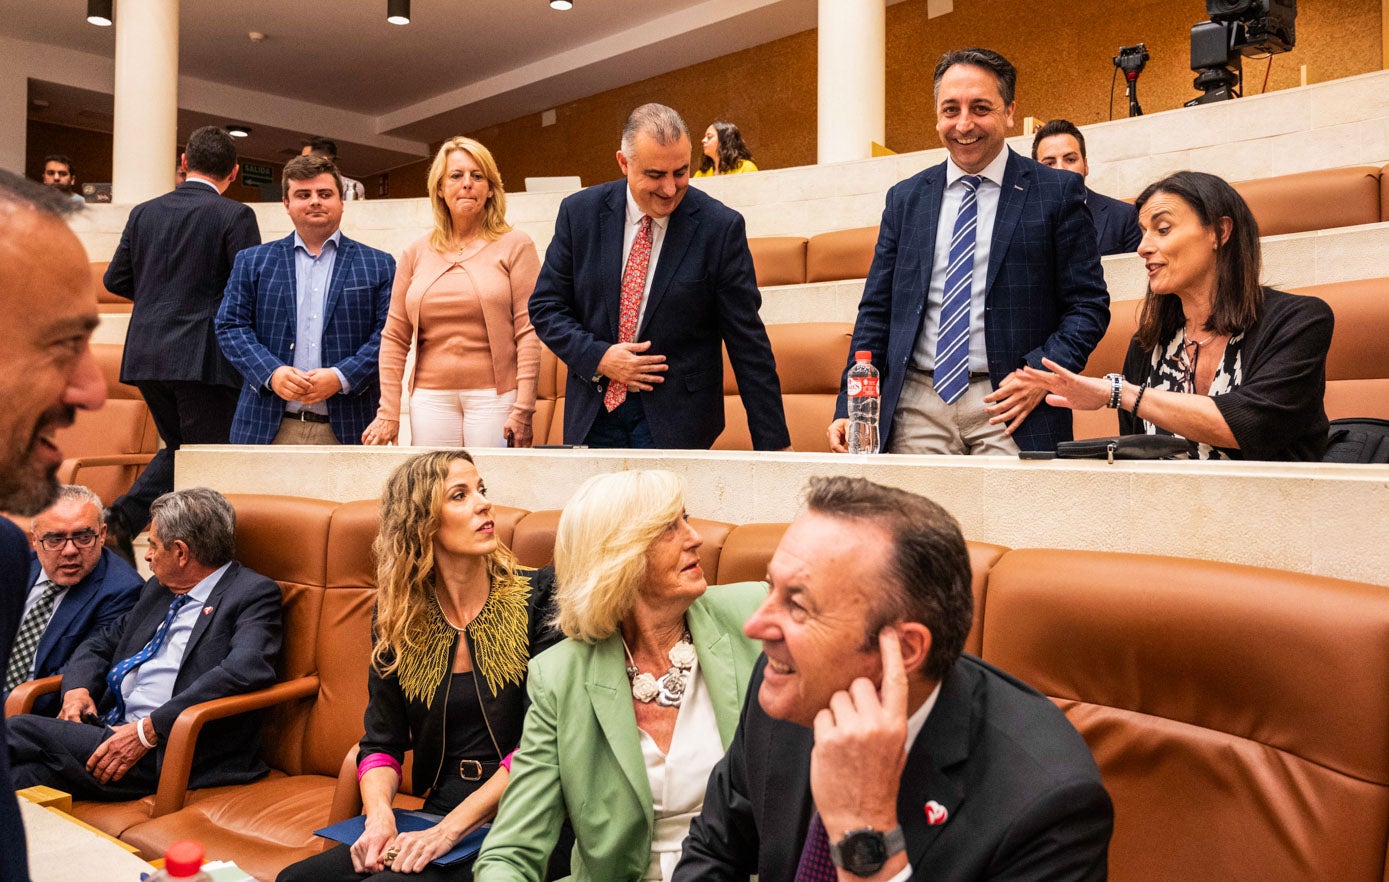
[383,846,399,866]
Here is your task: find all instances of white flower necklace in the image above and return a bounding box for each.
[621,627,696,707]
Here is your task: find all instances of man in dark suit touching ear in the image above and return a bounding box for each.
[675,476,1112,882]
[528,103,790,450]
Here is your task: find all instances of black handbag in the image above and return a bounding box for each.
[1055,434,1191,463]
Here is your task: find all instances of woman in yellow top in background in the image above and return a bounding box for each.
[694,121,758,177]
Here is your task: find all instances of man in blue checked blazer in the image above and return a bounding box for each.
[216,155,394,445]
[829,49,1110,455]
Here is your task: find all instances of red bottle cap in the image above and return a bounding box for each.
[854,350,871,361]
[165,840,205,877]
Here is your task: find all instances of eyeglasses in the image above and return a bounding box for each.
[36,530,100,552]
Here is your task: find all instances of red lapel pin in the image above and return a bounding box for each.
[924,800,948,826]
[203,606,214,615]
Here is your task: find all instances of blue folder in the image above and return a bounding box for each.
[314,810,490,866]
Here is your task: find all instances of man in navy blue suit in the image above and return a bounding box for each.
[0,170,109,882]
[216,155,394,445]
[829,49,1110,455]
[4,486,142,714]
[1032,119,1142,256]
[529,103,790,450]
[103,126,262,553]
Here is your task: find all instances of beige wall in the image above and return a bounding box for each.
[468,0,1382,189]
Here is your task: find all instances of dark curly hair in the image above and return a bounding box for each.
[699,121,754,175]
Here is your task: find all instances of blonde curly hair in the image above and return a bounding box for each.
[371,449,519,675]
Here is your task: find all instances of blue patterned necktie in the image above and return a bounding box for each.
[794,812,838,882]
[935,174,982,405]
[4,581,62,692]
[102,593,193,724]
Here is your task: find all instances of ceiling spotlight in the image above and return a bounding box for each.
[86,0,113,26]
[226,125,252,138]
[387,0,410,25]
[550,0,574,9]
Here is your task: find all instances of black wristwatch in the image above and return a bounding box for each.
[829,826,907,877]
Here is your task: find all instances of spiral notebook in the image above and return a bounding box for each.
[313,810,490,866]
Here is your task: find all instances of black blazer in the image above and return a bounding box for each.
[529,180,790,450]
[105,181,262,387]
[674,655,1113,882]
[1088,188,1142,256]
[61,561,283,790]
[0,519,32,882]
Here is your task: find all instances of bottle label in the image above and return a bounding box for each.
[847,377,879,397]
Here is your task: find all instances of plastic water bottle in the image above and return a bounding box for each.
[846,350,880,454]
[146,840,214,881]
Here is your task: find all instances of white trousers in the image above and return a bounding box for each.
[408,388,517,448]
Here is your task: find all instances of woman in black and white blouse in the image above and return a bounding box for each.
[1026,170,1333,461]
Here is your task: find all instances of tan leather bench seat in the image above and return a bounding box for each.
[748,236,808,287]
[982,549,1389,882]
[806,225,878,283]
[1234,165,1383,237]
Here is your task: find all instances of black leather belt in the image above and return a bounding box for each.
[283,410,330,423]
[912,365,991,379]
[446,758,503,781]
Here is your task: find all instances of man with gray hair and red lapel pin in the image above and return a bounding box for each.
[674,476,1112,882]
[7,487,282,802]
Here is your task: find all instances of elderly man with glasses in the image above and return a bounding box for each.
[4,485,143,714]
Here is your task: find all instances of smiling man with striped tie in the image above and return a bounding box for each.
[7,487,282,801]
[828,48,1110,456]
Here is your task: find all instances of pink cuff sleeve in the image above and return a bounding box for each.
[499,748,517,772]
[357,752,403,782]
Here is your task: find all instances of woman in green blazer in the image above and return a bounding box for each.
[473,470,764,882]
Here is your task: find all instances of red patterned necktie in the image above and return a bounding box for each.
[603,214,653,412]
[794,811,838,882]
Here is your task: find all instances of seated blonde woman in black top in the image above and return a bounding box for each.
[1022,170,1333,461]
[277,449,562,882]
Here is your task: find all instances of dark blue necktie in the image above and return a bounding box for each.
[102,593,193,724]
[935,174,982,405]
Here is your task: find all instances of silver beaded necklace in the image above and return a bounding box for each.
[621,627,696,707]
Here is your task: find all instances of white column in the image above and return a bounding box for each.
[0,73,26,174]
[111,0,178,204]
[817,0,886,164]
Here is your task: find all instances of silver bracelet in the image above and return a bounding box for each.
[1104,373,1124,409]
[136,717,156,749]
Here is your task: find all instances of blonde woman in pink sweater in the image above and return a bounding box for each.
[363,137,540,448]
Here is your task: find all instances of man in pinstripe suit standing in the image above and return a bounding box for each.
[103,126,262,556]
[216,154,394,446]
[829,48,1110,456]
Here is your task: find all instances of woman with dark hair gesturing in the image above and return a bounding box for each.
[1023,170,1333,461]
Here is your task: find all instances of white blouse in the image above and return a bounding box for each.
[635,655,724,882]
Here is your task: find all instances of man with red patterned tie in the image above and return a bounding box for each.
[675,477,1112,882]
[528,103,790,450]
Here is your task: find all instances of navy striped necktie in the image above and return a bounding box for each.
[935,174,982,404]
[102,593,193,724]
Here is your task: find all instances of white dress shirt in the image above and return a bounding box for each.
[912,147,1012,374]
[119,563,228,723]
[623,187,671,334]
[637,655,724,882]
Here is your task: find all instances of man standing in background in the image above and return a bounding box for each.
[102,125,261,559]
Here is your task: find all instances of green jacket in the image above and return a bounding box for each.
[473,581,766,882]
